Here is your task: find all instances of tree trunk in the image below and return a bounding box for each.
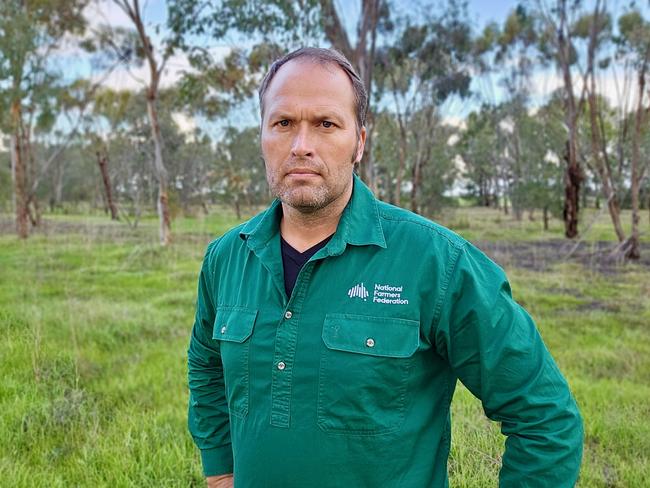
[563,141,581,238]
[557,0,583,238]
[543,205,549,231]
[23,126,41,227]
[148,94,172,245]
[96,149,119,220]
[10,101,29,239]
[584,17,627,243]
[53,159,64,208]
[627,65,647,260]
[234,195,241,220]
[394,118,407,206]
[587,105,625,241]
[118,0,172,244]
[410,158,422,214]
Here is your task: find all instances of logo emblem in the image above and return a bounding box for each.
[348,283,369,300]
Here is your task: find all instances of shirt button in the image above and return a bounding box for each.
[277,361,286,371]
[284,311,293,319]
[220,326,227,334]
[366,338,375,348]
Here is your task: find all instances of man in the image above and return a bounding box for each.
[187,47,583,488]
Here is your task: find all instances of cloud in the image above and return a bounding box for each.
[85,0,149,31]
[172,112,197,134]
[441,116,467,130]
[90,51,195,91]
[528,67,643,110]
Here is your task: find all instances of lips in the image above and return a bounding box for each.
[286,167,321,176]
[285,166,321,178]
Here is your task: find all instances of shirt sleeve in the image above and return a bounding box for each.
[434,242,583,487]
[187,239,234,476]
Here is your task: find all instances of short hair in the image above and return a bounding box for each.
[258,47,368,133]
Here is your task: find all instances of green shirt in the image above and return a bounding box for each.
[188,175,583,487]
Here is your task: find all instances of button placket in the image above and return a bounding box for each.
[270,262,315,428]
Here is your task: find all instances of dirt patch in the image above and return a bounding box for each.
[473,239,650,274]
[2,216,650,273]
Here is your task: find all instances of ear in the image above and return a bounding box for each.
[354,126,367,163]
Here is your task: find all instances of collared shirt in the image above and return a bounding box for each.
[187,175,583,487]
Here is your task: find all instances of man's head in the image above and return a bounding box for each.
[258,47,368,213]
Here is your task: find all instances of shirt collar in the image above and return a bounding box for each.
[239,173,386,253]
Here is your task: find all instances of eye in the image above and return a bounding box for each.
[276,119,290,127]
[321,120,334,128]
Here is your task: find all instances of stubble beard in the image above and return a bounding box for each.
[266,150,358,214]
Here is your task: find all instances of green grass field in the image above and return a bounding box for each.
[1,206,649,486]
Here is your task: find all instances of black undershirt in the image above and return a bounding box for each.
[280,234,333,298]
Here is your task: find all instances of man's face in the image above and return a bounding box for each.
[260,59,366,213]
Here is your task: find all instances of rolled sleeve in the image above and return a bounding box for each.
[434,243,583,487]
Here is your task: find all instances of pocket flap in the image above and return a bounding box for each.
[322,313,419,358]
[213,307,257,343]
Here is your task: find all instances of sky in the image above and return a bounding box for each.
[56,0,647,135]
[75,0,518,90]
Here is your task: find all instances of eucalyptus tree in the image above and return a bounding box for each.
[616,8,650,259]
[458,108,501,207]
[570,2,631,245]
[531,0,594,238]
[167,0,392,190]
[113,0,175,245]
[88,88,135,220]
[215,126,268,218]
[373,4,473,212]
[0,0,88,238]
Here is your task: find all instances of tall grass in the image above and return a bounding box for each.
[1,207,648,486]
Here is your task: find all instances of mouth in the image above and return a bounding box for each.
[286,168,321,177]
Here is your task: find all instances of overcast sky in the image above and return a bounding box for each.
[55,0,646,134]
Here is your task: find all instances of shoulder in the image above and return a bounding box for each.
[204,207,268,262]
[376,200,467,252]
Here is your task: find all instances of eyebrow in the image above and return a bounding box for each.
[266,109,347,124]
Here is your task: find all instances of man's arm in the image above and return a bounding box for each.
[434,242,583,487]
[206,474,233,488]
[188,240,234,479]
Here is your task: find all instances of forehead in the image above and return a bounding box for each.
[262,59,356,118]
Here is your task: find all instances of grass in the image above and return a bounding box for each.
[1,205,649,486]
[439,205,647,243]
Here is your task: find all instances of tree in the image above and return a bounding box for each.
[167,0,391,190]
[459,108,501,207]
[374,5,473,212]
[616,9,650,259]
[216,126,266,218]
[0,0,88,238]
[113,0,173,245]
[534,0,591,238]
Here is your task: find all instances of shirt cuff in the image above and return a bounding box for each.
[201,445,234,477]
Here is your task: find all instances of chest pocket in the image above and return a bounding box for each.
[317,313,419,435]
[213,307,257,418]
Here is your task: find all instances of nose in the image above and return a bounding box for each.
[290,124,314,158]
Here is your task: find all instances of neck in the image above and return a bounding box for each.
[280,185,352,253]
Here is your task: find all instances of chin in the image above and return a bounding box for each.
[282,188,331,211]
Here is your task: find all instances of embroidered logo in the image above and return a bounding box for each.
[347,282,409,305]
[348,283,369,300]
[372,283,409,305]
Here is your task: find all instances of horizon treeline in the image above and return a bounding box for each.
[0,0,648,257]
